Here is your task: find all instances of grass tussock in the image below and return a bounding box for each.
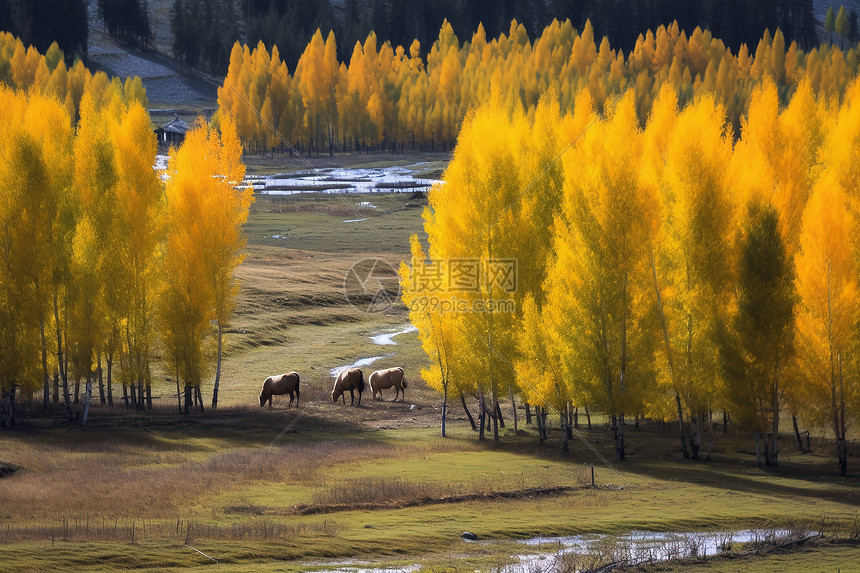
[306,466,591,510]
[0,516,336,543]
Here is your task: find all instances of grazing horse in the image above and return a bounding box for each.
[259,372,300,408]
[369,367,407,401]
[332,367,364,406]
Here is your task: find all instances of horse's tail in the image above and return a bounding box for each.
[295,373,300,399]
[358,369,365,392]
[397,367,407,388]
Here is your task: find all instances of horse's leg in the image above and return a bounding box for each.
[349,389,355,405]
[268,395,272,408]
[288,392,293,407]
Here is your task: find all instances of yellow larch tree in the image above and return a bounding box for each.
[795,183,859,475]
[160,116,253,413]
[22,90,75,409]
[71,83,124,415]
[109,97,164,410]
[400,235,465,436]
[548,91,658,460]
[420,97,525,440]
[0,88,55,406]
[652,90,736,459]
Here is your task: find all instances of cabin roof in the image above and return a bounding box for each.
[163,116,189,134]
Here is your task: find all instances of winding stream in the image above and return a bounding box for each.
[328,324,416,377]
[502,528,795,571]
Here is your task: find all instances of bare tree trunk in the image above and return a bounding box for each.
[509,387,517,433]
[771,370,780,467]
[63,375,73,420]
[53,372,59,407]
[560,412,569,452]
[585,405,592,429]
[461,393,476,430]
[40,316,49,409]
[495,398,505,429]
[183,384,191,414]
[53,295,67,406]
[196,385,204,412]
[81,371,92,425]
[212,320,222,409]
[676,395,690,458]
[691,412,701,460]
[478,387,486,440]
[441,386,447,437]
[536,406,546,444]
[613,415,626,461]
[566,403,573,439]
[525,403,531,425]
[123,383,129,409]
[573,406,579,429]
[541,407,548,441]
[97,355,105,405]
[106,355,113,407]
[838,352,847,475]
[792,414,804,452]
[491,389,499,440]
[175,369,181,413]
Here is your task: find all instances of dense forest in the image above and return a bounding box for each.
[218,18,860,154]
[173,0,834,74]
[0,0,87,62]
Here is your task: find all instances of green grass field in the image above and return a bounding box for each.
[1,155,859,572]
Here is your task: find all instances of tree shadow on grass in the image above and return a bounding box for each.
[562,423,860,509]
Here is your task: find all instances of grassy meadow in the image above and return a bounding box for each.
[1,154,860,572]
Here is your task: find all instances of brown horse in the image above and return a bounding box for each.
[259,372,300,407]
[369,367,407,401]
[331,367,365,406]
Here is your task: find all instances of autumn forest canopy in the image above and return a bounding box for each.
[174,0,826,75]
[219,13,860,153]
